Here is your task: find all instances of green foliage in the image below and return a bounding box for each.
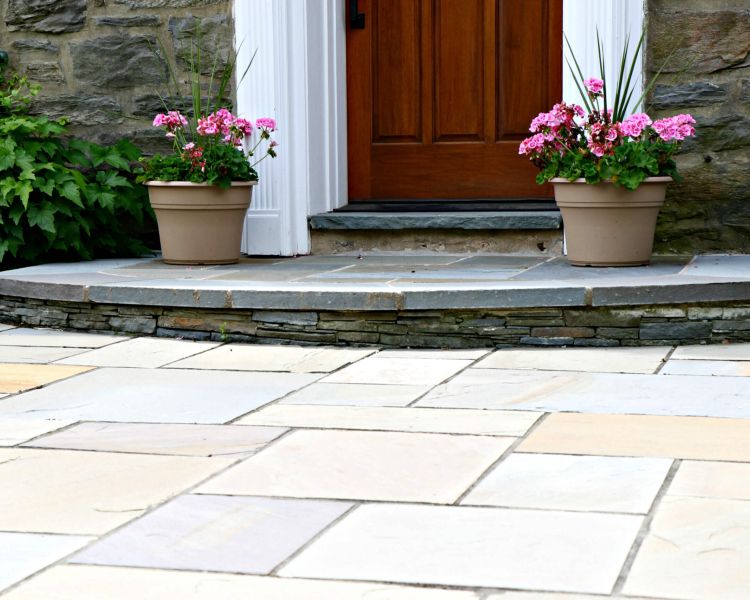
[0,68,154,268]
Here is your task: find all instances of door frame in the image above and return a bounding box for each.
[234,0,643,256]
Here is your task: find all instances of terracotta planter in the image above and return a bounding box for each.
[551,177,671,267]
[146,181,256,265]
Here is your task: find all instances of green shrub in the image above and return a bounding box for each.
[0,67,154,269]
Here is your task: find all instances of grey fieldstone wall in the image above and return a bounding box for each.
[3,294,750,348]
[648,0,750,253]
[0,0,233,153]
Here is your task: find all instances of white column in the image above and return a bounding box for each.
[563,0,645,114]
[234,0,348,256]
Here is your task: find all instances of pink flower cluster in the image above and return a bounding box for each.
[584,77,604,95]
[196,108,254,145]
[182,142,205,172]
[530,102,585,134]
[255,117,277,131]
[153,111,188,138]
[620,113,652,138]
[588,122,621,157]
[652,114,696,141]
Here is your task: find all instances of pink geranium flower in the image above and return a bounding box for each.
[256,117,277,131]
[584,77,604,95]
[652,114,696,142]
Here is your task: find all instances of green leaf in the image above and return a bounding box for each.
[16,180,32,208]
[60,180,83,207]
[26,202,57,234]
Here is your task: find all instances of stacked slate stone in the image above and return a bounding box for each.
[1,0,232,154]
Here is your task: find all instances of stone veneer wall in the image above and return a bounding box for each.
[0,0,233,154]
[648,0,750,253]
[3,295,750,348]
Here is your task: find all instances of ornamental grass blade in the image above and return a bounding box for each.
[596,29,608,116]
[563,33,593,112]
[612,32,630,121]
[618,29,646,119]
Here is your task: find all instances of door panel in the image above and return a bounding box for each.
[347,0,562,200]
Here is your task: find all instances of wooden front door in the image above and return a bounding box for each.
[346,0,562,201]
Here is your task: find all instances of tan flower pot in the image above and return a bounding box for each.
[551,177,671,267]
[146,181,256,265]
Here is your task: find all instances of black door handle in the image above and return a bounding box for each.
[350,0,365,29]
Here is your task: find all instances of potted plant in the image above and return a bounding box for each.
[519,33,696,266]
[139,43,277,265]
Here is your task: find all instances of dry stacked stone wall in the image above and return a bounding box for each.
[648,0,750,253]
[0,0,233,154]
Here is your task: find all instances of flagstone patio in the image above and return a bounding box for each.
[0,324,749,598]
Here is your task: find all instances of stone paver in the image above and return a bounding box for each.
[669,460,750,501]
[323,356,472,386]
[0,346,86,364]
[26,422,287,457]
[0,448,233,534]
[475,346,669,374]
[55,337,219,369]
[2,565,478,600]
[0,419,73,446]
[672,342,750,361]
[72,495,352,574]
[0,368,318,423]
[0,328,748,599]
[623,496,750,600]
[197,430,511,503]
[0,328,125,348]
[280,503,642,594]
[418,368,750,418]
[168,344,374,373]
[0,363,92,393]
[661,359,750,377]
[519,412,750,461]
[279,382,430,407]
[0,532,92,592]
[0,324,16,331]
[237,405,539,436]
[462,453,671,513]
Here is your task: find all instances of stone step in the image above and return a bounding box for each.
[309,211,563,255]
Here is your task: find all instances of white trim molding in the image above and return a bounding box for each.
[234,0,348,256]
[563,0,645,113]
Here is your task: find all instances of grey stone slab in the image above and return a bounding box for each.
[463,453,671,514]
[672,343,750,361]
[592,281,750,306]
[512,256,691,281]
[323,356,471,386]
[682,254,750,279]
[309,212,562,230]
[661,359,750,377]
[0,328,127,348]
[87,283,232,309]
[0,324,16,331]
[0,368,318,424]
[0,278,87,302]
[280,503,642,594]
[0,532,92,592]
[72,495,352,574]
[0,259,145,276]
[2,565,478,600]
[0,346,88,363]
[307,268,524,281]
[55,337,219,368]
[451,255,548,269]
[417,368,750,418]
[27,422,287,457]
[376,349,490,360]
[232,289,401,310]
[279,382,431,407]
[400,286,587,309]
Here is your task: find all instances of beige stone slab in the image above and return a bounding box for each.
[168,344,375,373]
[672,343,750,361]
[197,429,511,503]
[0,448,233,534]
[623,496,750,600]
[2,565,476,600]
[281,503,642,594]
[280,382,431,407]
[56,337,219,369]
[519,412,750,461]
[474,346,670,374]
[376,349,490,360]
[0,363,92,393]
[486,594,652,600]
[669,461,750,501]
[238,404,539,436]
[463,453,671,514]
[323,356,472,386]
[0,346,87,364]
[0,419,73,446]
[26,422,287,457]
[0,328,126,348]
[661,359,750,377]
